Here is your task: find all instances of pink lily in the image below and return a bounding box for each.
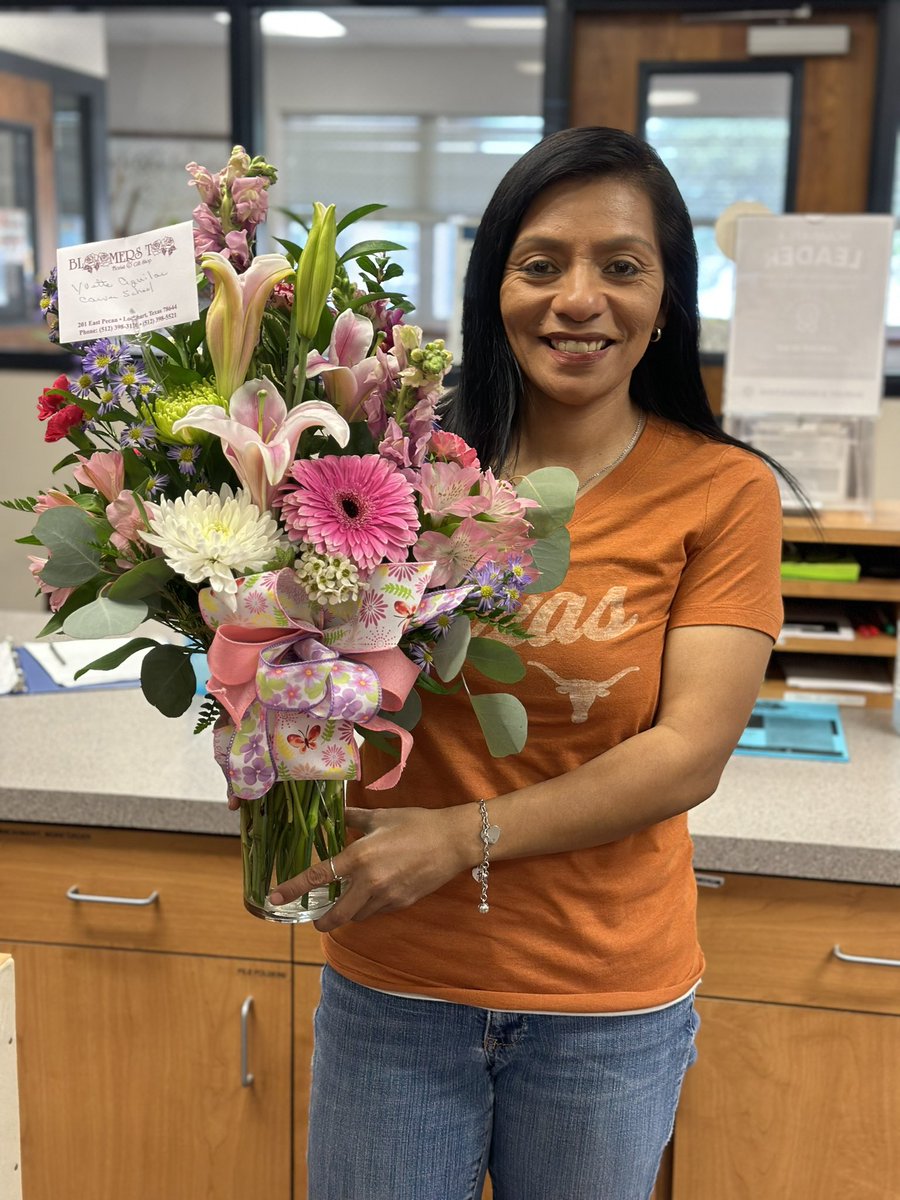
[306,308,381,421]
[202,251,294,400]
[172,376,350,512]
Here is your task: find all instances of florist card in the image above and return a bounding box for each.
[56,221,199,344]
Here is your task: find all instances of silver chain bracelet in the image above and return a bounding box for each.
[472,798,501,913]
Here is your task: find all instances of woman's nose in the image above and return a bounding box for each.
[551,265,607,321]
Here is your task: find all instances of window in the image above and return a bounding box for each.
[639,65,799,352]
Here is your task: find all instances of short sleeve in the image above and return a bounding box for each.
[668,447,784,640]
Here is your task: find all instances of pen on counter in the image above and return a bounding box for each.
[49,642,66,664]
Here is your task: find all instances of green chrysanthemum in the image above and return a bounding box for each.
[152,382,227,443]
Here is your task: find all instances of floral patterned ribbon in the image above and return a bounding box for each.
[201,562,470,800]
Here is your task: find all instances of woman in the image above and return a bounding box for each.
[273,127,786,1200]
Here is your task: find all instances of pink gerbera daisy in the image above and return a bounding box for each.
[280,454,419,574]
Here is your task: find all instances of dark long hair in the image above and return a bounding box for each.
[446,125,809,507]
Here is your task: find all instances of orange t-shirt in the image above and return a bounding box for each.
[325,416,784,1012]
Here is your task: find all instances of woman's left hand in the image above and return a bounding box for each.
[267,804,477,933]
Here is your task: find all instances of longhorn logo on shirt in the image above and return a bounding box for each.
[528,662,640,723]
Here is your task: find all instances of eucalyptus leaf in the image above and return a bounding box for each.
[107,557,175,602]
[35,579,101,637]
[516,467,579,538]
[33,507,102,586]
[432,616,471,682]
[466,637,526,684]
[140,644,197,718]
[73,636,160,681]
[470,693,528,757]
[524,526,571,594]
[383,687,422,732]
[63,596,149,639]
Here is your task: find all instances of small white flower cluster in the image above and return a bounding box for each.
[295,545,361,605]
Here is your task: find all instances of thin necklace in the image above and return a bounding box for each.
[576,412,646,494]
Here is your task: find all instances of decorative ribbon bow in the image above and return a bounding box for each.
[202,562,470,801]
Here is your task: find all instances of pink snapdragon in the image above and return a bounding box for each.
[231,176,270,226]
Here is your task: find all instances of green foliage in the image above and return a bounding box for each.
[524,526,571,595]
[63,595,149,638]
[385,687,422,732]
[0,496,39,513]
[141,644,197,718]
[336,203,387,233]
[465,637,527,684]
[432,615,472,682]
[193,697,222,735]
[515,467,578,538]
[106,556,175,603]
[470,693,527,757]
[72,636,160,680]
[339,239,406,265]
[33,507,102,586]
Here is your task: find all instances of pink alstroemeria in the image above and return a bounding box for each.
[202,251,294,400]
[33,490,78,514]
[28,556,74,612]
[172,376,350,512]
[417,461,489,520]
[72,450,125,503]
[306,309,381,422]
[413,517,499,588]
[106,491,158,567]
[428,430,480,469]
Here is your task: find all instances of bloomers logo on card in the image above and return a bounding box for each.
[56,221,199,343]
[69,236,177,273]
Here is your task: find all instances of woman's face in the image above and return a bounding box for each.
[499,175,666,415]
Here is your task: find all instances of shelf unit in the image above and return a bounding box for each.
[770,502,900,710]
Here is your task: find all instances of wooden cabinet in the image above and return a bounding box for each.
[766,504,900,710]
[666,871,900,1199]
[0,823,292,1200]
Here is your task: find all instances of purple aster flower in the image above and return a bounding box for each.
[407,640,436,675]
[113,362,150,401]
[146,472,170,498]
[83,339,124,377]
[95,386,118,416]
[120,422,157,451]
[69,370,96,400]
[166,444,200,476]
[424,612,454,639]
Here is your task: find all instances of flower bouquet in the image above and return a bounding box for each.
[5,147,576,923]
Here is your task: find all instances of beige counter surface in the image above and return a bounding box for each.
[2,611,898,885]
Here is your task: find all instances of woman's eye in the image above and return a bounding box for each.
[607,260,640,278]
[521,259,556,277]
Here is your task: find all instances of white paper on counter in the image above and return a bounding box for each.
[56,221,199,344]
[22,638,153,688]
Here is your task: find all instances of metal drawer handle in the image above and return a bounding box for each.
[832,944,900,969]
[67,884,160,907]
[241,996,254,1087]
[695,873,726,889]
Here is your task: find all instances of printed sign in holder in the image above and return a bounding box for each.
[722,212,894,513]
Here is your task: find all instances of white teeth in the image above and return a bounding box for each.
[550,339,609,354]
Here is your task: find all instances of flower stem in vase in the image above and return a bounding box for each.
[240,777,346,923]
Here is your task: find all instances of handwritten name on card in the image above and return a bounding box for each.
[56,222,199,344]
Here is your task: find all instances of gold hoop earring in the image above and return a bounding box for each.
[650,327,662,343]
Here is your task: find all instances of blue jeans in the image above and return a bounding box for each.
[308,965,700,1200]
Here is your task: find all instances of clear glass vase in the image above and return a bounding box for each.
[240,778,346,923]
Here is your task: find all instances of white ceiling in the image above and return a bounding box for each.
[103,6,546,49]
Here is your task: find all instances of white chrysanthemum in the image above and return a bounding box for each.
[141,485,282,603]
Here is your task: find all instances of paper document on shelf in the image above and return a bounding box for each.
[779,654,893,693]
[22,639,152,688]
[777,601,854,642]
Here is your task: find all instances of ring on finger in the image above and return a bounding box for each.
[328,857,339,883]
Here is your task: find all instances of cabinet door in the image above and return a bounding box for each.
[672,997,900,1199]
[4,941,291,1200]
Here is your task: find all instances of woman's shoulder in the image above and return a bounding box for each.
[650,416,775,483]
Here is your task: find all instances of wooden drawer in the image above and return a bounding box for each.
[293,922,325,965]
[0,823,290,961]
[696,872,900,1016]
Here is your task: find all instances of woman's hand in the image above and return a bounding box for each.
[267,803,480,932]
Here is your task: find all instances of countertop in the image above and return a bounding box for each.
[2,612,899,886]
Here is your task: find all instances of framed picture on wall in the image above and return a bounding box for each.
[0,122,37,328]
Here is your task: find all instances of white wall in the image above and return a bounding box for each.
[0,14,107,77]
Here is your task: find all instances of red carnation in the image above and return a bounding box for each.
[37,375,72,421]
[44,404,85,443]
